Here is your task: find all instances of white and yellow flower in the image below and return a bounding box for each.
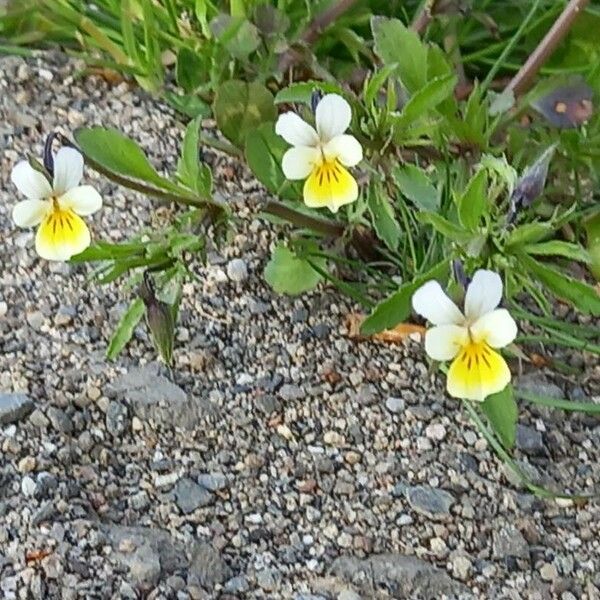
[11,147,102,261]
[412,270,518,402]
[275,93,363,213]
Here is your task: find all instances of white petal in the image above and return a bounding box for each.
[53,147,84,194]
[412,280,464,326]
[424,325,468,361]
[281,147,320,180]
[11,161,52,199]
[323,134,363,167]
[315,94,352,142]
[464,270,503,320]
[470,308,518,348]
[59,186,103,216]
[12,199,50,227]
[275,113,319,147]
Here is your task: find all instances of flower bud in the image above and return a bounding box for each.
[139,274,174,367]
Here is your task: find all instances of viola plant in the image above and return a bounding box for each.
[11,147,102,261]
[412,270,517,402]
[275,93,363,213]
[4,1,600,498]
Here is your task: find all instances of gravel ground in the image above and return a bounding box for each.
[1,53,600,600]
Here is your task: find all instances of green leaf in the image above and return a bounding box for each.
[584,211,600,280]
[164,91,211,118]
[524,240,591,263]
[177,118,213,196]
[393,164,439,211]
[176,47,205,93]
[244,122,299,200]
[457,168,487,230]
[393,74,457,132]
[107,298,145,360]
[481,385,518,450]
[364,64,398,107]
[506,222,554,247]
[213,80,276,148]
[210,14,260,58]
[367,186,401,251]
[418,212,473,244]
[518,253,600,316]
[274,81,344,105]
[361,260,450,334]
[371,15,428,93]
[74,127,175,190]
[70,241,146,263]
[264,244,324,295]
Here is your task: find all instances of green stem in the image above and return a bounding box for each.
[262,200,345,237]
[516,389,600,413]
[481,0,544,92]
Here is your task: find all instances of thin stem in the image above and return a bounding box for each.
[262,200,345,237]
[278,0,359,71]
[482,0,544,92]
[507,0,591,96]
[411,0,438,35]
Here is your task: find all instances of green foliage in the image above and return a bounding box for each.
[107,298,145,360]
[481,385,518,450]
[264,243,325,295]
[213,80,276,148]
[393,164,439,212]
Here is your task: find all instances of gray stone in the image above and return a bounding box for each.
[106,401,129,437]
[385,397,405,413]
[103,525,186,583]
[492,525,529,559]
[405,486,454,519]
[331,554,468,597]
[256,568,279,592]
[516,424,545,455]
[28,408,49,428]
[224,576,249,593]
[47,406,73,434]
[197,472,227,492]
[189,542,230,588]
[279,384,303,401]
[173,478,213,513]
[0,393,33,425]
[129,544,161,590]
[110,363,213,429]
[226,258,248,282]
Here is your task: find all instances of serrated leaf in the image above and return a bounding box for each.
[107,298,145,360]
[418,212,473,244]
[506,222,554,247]
[210,14,260,58]
[360,260,450,335]
[264,244,325,295]
[213,80,276,148]
[524,240,591,263]
[481,384,518,449]
[393,74,457,133]
[518,253,600,316]
[393,164,439,211]
[457,168,487,230]
[367,187,401,251]
[371,15,428,93]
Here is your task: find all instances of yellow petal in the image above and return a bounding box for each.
[35,208,91,261]
[303,160,358,213]
[446,342,511,402]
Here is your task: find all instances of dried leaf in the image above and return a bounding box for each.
[25,549,52,563]
[346,313,425,343]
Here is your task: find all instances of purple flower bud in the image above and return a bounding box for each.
[310,90,323,115]
[43,133,57,177]
[452,260,470,290]
[508,145,556,222]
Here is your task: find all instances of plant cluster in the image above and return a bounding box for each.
[2,0,600,497]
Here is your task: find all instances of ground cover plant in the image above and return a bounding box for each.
[2,0,600,498]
